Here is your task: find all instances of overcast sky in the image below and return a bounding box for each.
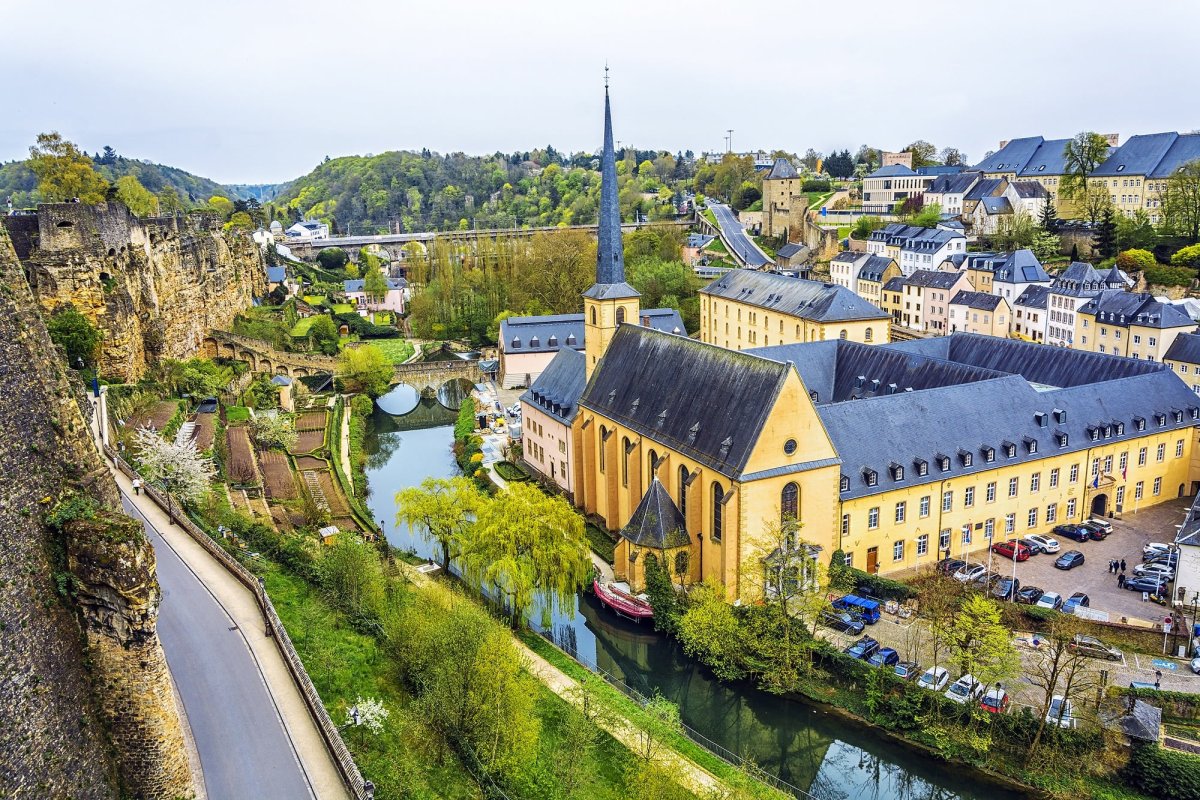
[4,0,1198,185]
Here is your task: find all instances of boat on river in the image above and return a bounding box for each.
[593,579,653,621]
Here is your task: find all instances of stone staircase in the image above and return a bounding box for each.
[174,420,196,447]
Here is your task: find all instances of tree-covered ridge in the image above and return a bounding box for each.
[271,146,696,234]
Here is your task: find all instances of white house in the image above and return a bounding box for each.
[986,250,1053,303]
[923,172,981,218]
[286,219,330,241]
[1013,285,1050,343]
[1045,261,1131,347]
[866,223,967,277]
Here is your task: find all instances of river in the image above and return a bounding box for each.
[362,393,1027,800]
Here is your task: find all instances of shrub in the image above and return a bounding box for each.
[1116,249,1156,271]
[1123,743,1200,800]
[493,460,529,482]
[802,179,832,192]
[1171,243,1200,268]
[1144,264,1196,288]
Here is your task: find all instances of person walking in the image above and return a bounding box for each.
[1120,558,1127,572]
[132,477,141,496]
[1155,670,1163,690]
[1118,572,1126,589]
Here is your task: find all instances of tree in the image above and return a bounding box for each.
[227,211,254,230]
[249,413,298,451]
[97,145,118,166]
[206,195,235,219]
[675,580,747,680]
[852,215,884,239]
[318,535,387,617]
[395,476,483,573]
[362,262,389,304]
[1081,183,1113,226]
[344,696,389,746]
[918,575,965,688]
[133,427,216,505]
[1031,230,1062,261]
[460,482,590,627]
[1038,194,1057,232]
[1025,615,1100,756]
[1061,132,1112,199]
[1171,243,1200,268]
[939,147,966,167]
[908,203,942,229]
[114,175,159,217]
[801,149,822,171]
[1117,249,1156,272]
[947,594,1020,689]
[631,695,682,764]
[903,140,939,168]
[307,315,340,355]
[1118,208,1157,251]
[28,132,109,203]
[338,344,392,398]
[316,247,350,271]
[994,210,1038,251]
[47,305,103,367]
[1095,206,1119,258]
[1160,160,1200,242]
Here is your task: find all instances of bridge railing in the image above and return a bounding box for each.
[103,446,374,800]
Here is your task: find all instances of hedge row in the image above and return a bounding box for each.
[1123,743,1200,800]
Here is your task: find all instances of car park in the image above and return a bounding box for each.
[936,557,967,576]
[820,609,865,635]
[894,661,922,681]
[991,540,1032,561]
[1054,524,1091,543]
[868,647,900,668]
[991,576,1021,601]
[980,688,1011,714]
[1036,591,1064,610]
[1143,543,1174,559]
[1063,593,1090,614]
[944,674,985,704]
[1025,534,1061,553]
[1080,520,1111,540]
[845,636,880,660]
[918,666,950,691]
[1046,696,1077,728]
[1019,537,1047,556]
[1145,552,1178,568]
[1133,563,1176,581]
[1055,550,1085,570]
[1125,575,1168,593]
[954,563,987,582]
[1067,634,1122,661]
[833,594,881,624]
[1016,585,1044,604]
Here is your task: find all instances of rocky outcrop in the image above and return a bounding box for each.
[0,225,192,798]
[6,202,265,380]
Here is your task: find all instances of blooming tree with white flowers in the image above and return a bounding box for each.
[133,427,216,504]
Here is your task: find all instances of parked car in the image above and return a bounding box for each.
[1036,591,1064,610]
[1085,518,1114,536]
[954,563,987,582]
[845,636,880,660]
[868,647,900,668]
[944,674,985,704]
[1133,563,1176,581]
[1054,524,1091,543]
[991,540,1032,562]
[1046,695,1077,728]
[833,594,881,624]
[1019,537,1047,556]
[980,688,1011,714]
[1145,552,1179,568]
[991,576,1021,600]
[935,557,967,576]
[1026,534,1061,553]
[1191,657,1200,676]
[1016,585,1045,605]
[1143,542,1174,559]
[820,609,865,635]
[917,666,950,691]
[1125,575,1168,593]
[1063,592,1090,614]
[1067,634,1122,661]
[1055,550,1085,570]
[894,661,922,681]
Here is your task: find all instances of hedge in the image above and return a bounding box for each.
[1116,687,1200,720]
[1123,743,1200,800]
[492,460,529,482]
[333,311,400,339]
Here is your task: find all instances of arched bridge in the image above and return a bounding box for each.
[203,331,482,397]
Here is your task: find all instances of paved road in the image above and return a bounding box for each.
[708,202,771,267]
[123,497,315,800]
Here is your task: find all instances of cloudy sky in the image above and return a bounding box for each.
[4,0,1197,185]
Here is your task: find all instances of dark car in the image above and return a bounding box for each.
[1063,592,1090,614]
[1019,537,1046,556]
[845,636,880,660]
[894,661,922,681]
[991,540,1032,562]
[820,609,865,635]
[868,647,900,668]
[1125,576,1168,594]
[935,557,967,576]
[1055,550,1085,570]
[1145,552,1179,568]
[1080,520,1111,540]
[1016,585,1045,605]
[1053,524,1091,543]
[992,576,1021,600]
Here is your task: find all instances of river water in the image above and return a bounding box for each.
[362,396,1027,800]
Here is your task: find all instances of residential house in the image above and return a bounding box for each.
[775,243,812,277]
[897,270,974,334]
[1013,285,1050,343]
[343,277,406,314]
[1164,332,1200,396]
[961,177,1007,220]
[986,250,1053,303]
[520,348,586,497]
[1045,262,1131,347]
[923,172,982,217]
[866,223,966,277]
[881,277,905,325]
[683,233,716,264]
[1074,290,1197,360]
[972,196,1016,235]
[857,256,901,308]
[285,219,330,241]
[762,158,801,239]
[974,136,1112,216]
[948,291,1011,338]
[266,265,286,292]
[861,165,964,213]
[1174,490,1200,601]
[829,251,869,293]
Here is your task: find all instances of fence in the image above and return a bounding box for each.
[103,444,373,800]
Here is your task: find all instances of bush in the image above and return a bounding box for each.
[802,179,832,192]
[830,565,917,601]
[316,247,349,271]
[584,523,615,564]
[333,312,399,339]
[493,460,529,482]
[1143,264,1196,288]
[1116,249,1157,271]
[1171,243,1200,268]
[1123,743,1200,800]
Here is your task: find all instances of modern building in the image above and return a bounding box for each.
[342,277,406,314]
[285,219,330,241]
[1074,291,1197,360]
[699,269,891,349]
[1165,332,1200,396]
[1045,262,1131,347]
[762,158,801,239]
[948,291,1011,337]
[861,165,964,213]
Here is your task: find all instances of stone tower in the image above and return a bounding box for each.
[584,78,640,379]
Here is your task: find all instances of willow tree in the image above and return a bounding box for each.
[394,476,483,573]
[461,482,589,627]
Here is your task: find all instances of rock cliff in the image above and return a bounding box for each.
[0,225,193,798]
[4,202,265,380]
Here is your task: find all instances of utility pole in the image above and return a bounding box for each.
[727,129,734,154]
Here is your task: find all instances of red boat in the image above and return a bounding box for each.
[593,579,654,621]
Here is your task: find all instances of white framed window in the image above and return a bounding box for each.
[1031,472,1041,492]
[841,514,850,536]
[984,518,995,539]
[917,534,929,556]
[939,529,951,552]
[1153,477,1162,496]
[1066,498,1076,518]
[964,486,975,507]
[986,482,996,502]
[1069,464,1079,483]
[895,501,907,523]
[893,540,905,561]
[919,495,930,518]
[1005,513,1015,534]
[962,527,972,545]
[1157,443,1166,462]
[1027,507,1038,528]
[1091,458,1100,477]
[1049,468,1059,488]
[868,507,879,529]
[1116,486,1125,507]
[942,491,953,512]
[1177,439,1185,458]
[1047,503,1057,523]
[1119,452,1128,472]
[1008,477,1019,497]
[1138,447,1147,465]
[1134,481,1144,500]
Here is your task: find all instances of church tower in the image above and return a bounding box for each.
[583,77,640,379]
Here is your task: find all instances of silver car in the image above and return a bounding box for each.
[1025,534,1060,553]
[953,563,987,582]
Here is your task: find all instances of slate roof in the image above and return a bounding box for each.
[1009,180,1049,198]
[1175,488,1200,547]
[926,171,981,195]
[266,266,286,283]
[990,250,1052,284]
[1148,132,1200,179]
[1118,700,1162,742]
[1165,332,1200,365]
[1015,139,1072,177]
[1050,261,1122,296]
[579,326,791,478]
[520,347,586,425]
[1094,132,1179,177]
[916,166,965,176]
[981,197,1014,215]
[1015,285,1051,310]
[777,243,809,259]
[1079,291,1196,330]
[500,308,684,354]
[857,256,896,283]
[619,477,690,549]
[686,233,715,248]
[594,87,626,287]
[343,278,406,292]
[700,270,889,322]
[865,164,918,179]
[964,177,1005,201]
[904,270,963,290]
[974,137,1046,173]
[832,251,866,264]
[766,158,799,180]
[883,277,906,292]
[950,290,1004,311]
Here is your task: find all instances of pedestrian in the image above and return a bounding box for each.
[1110,559,1117,573]
[1155,670,1163,690]
[1118,573,1126,589]
[1120,558,1127,572]
[132,477,141,496]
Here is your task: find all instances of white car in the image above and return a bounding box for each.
[1144,542,1174,558]
[1035,591,1063,610]
[1025,534,1061,554]
[944,674,984,704]
[953,563,987,582]
[1046,695,1077,728]
[1134,563,1176,581]
[1086,518,1113,535]
[917,666,950,691]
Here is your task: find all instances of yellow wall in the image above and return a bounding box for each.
[699,294,889,350]
[584,295,640,378]
[1073,314,1192,361]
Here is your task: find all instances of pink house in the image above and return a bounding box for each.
[343,278,407,314]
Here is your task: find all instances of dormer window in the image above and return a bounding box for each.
[1089,426,1100,442]
[1056,431,1069,448]
[1053,408,1066,423]
[566,334,577,346]
[1003,441,1016,458]
[982,446,995,463]
[1191,408,1199,421]
[1102,425,1111,439]
[959,449,973,467]
[937,454,951,472]
[890,463,904,481]
[1156,413,1167,427]
[1024,437,1038,454]
[510,337,521,349]
[530,336,540,348]
[864,468,878,487]
[1034,411,1047,427]
[840,475,850,492]
[548,335,558,347]
[1135,416,1146,431]
[914,458,928,476]
[1115,422,1125,435]
[1174,410,1184,423]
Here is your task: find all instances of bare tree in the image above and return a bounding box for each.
[1160,159,1200,242]
[1025,616,1102,756]
[1081,184,1114,226]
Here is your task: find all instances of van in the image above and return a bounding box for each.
[833,594,881,624]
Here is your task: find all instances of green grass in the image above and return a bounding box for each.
[752,238,777,259]
[303,295,329,307]
[290,316,319,337]
[836,226,851,240]
[704,237,728,255]
[585,523,615,564]
[226,406,250,422]
[493,460,530,482]
[369,339,416,365]
[701,208,718,226]
[330,303,356,314]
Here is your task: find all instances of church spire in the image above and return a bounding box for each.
[595,77,626,285]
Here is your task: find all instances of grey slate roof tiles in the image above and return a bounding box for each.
[766,158,800,180]
[1015,139,1072,176]
[1094,132,1179,177]
[858,256,895,282]
[950,290,1004,311]
[1015,285,1051,310]
[500,308,684,354]
[619,477,690,549]
[1079,291,1196,330]
[904,270,962,290]
[700,269,889,322]
[973,137,1045,173]
[1165,332,1200,365]
[520,347,587,425]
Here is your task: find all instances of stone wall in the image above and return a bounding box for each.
[5,202,266,380]
[0,226,192,798]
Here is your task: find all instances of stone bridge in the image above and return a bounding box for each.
[202,330,482,396]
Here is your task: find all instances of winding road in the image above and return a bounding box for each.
[707,202,771,267]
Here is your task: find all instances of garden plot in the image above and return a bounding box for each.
[290,428,325,454]
[225,426,260,485]
[295,410,327,431]
[258,450,297,499]
[193,413,216,451]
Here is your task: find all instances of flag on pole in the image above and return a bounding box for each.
[1092,475,1099,489]
[1122,466,1127,480]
